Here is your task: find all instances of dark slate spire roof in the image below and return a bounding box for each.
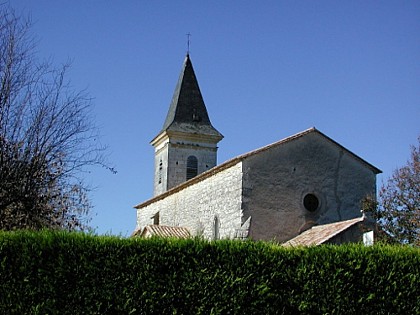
[160,55,223,139]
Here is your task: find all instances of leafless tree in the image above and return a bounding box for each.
[0,6,113,231]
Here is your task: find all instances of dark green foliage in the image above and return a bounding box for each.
[0,231,418,314]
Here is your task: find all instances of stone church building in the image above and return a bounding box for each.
[133,55,381,245]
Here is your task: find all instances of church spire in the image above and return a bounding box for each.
[160,55,223,139]
[151,54,223,196]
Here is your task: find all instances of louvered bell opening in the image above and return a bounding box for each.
[186,155,198,180]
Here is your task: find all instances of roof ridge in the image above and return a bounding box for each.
[312,216,364,229]
[136,127,381,209]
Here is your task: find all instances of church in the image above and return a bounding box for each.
[133,54,381,245]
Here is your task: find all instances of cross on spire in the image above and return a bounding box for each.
[186,32,191,55]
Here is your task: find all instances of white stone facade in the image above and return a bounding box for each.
[138,162,244,239]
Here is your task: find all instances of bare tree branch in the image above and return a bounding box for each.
[0,5,114,231]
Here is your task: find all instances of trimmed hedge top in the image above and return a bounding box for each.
[0,230,419,314]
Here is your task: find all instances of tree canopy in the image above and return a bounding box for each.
[365,136,420,245]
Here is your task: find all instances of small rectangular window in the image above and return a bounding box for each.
[152,212,160,225]
[158,160,163,184]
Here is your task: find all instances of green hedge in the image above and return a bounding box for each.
[0,231,418,314]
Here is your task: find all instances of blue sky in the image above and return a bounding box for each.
[10,1,420,236]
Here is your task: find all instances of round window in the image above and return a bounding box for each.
[304,194,319,212]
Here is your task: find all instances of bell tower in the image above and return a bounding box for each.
[151,54,223,196]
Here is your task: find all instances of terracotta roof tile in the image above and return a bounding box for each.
[283,216,364,247]
[132,225,191,239]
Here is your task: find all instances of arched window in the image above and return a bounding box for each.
[186,155,198,180]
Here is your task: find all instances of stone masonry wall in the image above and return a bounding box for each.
[167,143,218,191]
[137,161,243,239]
[153,144,168,196]
[242,132,377,242]
[154,140,218,196]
